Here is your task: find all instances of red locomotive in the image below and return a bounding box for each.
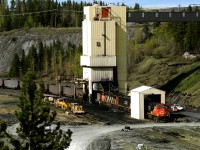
[147,103,171,122]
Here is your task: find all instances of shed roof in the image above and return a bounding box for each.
[131,85,152,92]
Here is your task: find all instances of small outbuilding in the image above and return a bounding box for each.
[130,86,166,120]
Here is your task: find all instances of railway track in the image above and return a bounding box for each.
[1,88,200,124]
[0,89,20,97]
[83,104,143,125]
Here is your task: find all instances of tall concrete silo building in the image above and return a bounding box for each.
[81,5,127,102]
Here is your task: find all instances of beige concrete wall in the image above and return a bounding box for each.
[140,94,145,119]
[91,21,116,56]
[111,6,127,94]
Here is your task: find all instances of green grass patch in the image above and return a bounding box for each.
[136,56,161,74]
[0,94,18,103]
[175,70,200,93]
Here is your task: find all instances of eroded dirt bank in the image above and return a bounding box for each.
[85,123,200,150]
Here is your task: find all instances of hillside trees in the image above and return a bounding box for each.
[0,0,128,31]
[9,40,83,79]
[0,0,9,31]
[129,23,175,61]
[184,22,199,52]
[64,42,82,77]
[166,6,200,53]
[0,0,92,31]
[168,21,200,53]
[129,10,200,70]
[72,44,82,77]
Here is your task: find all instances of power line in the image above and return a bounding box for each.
[0,9,83,17]
[61,10,83,13]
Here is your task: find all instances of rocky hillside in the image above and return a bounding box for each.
[0,28,82,73]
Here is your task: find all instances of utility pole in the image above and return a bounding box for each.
[74,77,76,99]
[55,9,57,28]
[58,76,61,97]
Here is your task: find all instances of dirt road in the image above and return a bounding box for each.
[62,122,200,150]
[2,93,200,150]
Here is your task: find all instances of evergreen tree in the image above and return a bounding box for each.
[142,23,151,41]
[134,3,140,10]
[0,122,10,150]
[20,49,27,77]
[24,15,34,28]
[9,53,20,78]
[44,45,52,74]
[168,22,187,51]
[3,7,12,31]
[195,6,199,12]
[51,44,57,77]
[14,0,24,29]
[27,45,38,71]
[62,0,73,27]
[187,5,193,12]
[73,44,82,77]
[55,40,64,75]
[0,121,22,150]
[10,0,16,11]
[184,22,198,52]
[0,0,8,31]
[15,71,72,150]
[38,41,44,71]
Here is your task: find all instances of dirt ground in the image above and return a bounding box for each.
[64,123,200,150]
[105,126,200,150]
[1,94,200,150]
[0,94,96,126]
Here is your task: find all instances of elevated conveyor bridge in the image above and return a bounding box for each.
[127,12,200,22]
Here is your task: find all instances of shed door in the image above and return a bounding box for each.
[144,94,161,118]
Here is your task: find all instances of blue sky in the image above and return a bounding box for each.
[68,0,200,8]
[7,0,200,8]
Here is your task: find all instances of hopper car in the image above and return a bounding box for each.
[0,78,79,98]
[0,79,20,90]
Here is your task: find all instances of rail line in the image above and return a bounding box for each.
[83,104,142,125]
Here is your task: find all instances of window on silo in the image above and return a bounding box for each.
[102,7,110,18]
[97,42,101,47]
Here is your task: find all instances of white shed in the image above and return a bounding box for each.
[131,86,166,120]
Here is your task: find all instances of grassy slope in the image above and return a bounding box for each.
[128,56,200,107]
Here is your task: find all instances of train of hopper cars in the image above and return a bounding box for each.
[0,78,131,112]
[0,78,78,98]
[0,78,130,111]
